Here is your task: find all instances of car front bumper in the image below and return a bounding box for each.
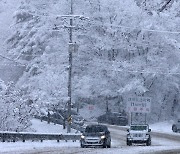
[80,137,105,146]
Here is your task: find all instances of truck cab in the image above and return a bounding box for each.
[126,124,151,146]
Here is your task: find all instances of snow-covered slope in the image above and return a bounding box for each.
[30,119,78,134]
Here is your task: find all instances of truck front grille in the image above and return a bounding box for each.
[133,133,143,137]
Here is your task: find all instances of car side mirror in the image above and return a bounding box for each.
[148,129,151,132]
[127,129,129,132]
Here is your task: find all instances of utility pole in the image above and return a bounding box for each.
[54,0,86,133]
[67,0,74,133]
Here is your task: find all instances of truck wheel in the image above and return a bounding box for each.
[146,139,151,146]
[172,125,177,132]
[103,139,108,148]
[103,144,107,148]
[127,140,132,146]
[107,143,111,148]
[81,144,85,148]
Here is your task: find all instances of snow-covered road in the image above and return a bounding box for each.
[1,121,180,154]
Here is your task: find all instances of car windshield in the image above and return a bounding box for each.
[85,125,107,133]
[130,125,147,130]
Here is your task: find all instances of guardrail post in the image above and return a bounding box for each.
[47,111,50,124]
[2,133,5,142]
[13,134,16,142]
[22,134,25,142]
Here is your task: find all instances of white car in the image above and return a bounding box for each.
[126,124,151,146]
[80,124,111,148]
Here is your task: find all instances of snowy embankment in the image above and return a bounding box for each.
[150,120,174,133]
[30,119,79,134]
[0,119,80,154]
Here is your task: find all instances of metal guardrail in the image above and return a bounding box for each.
[0,116,83,143]
[0,132,81,142]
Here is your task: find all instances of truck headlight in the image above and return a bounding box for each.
[101,135,106,139]
[81,135,85,139]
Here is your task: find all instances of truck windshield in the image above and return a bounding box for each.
[130,125,147,130]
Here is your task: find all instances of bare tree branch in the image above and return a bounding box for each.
[159,0,173,12]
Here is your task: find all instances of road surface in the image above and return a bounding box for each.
[1,124,180,154]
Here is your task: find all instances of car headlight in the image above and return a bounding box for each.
[81,135,85,139]
[101,135,106,139]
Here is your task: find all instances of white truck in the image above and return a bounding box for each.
[126,124,151,146]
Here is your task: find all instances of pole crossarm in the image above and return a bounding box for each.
[56,15,89,20]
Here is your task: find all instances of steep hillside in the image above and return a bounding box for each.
[0,0,24,83]
[0,0,180,131]
[0,0,22,53]
[13,0,180,121]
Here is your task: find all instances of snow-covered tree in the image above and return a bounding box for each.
[3,0,180,122]
[0,82,32,131]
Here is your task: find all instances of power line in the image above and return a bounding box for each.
[75,64,180,75]
[0,64,25,67]
[93,23,180,34]
[9,20,180,36]
[74,60,180,75]
[0,54,26,66]
[11,10,180,34]
[83,58,172,71]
